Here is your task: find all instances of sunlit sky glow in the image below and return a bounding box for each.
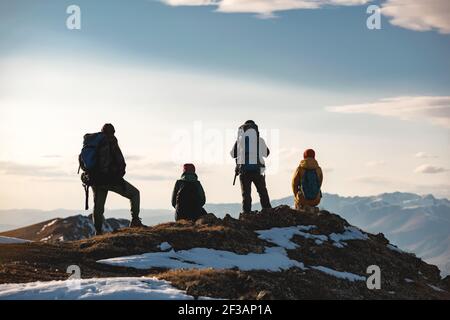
[0,0,449,210]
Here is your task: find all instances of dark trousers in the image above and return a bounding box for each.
[92,179,140,232]
[239,172,271,213]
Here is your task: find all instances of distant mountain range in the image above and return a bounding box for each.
[0,215,129,242]
[0,192,448,276]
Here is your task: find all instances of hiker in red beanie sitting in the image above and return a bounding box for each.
[171,163,207,221]
[291,149,323,213]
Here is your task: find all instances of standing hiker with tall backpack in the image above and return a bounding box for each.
[171,163,207,221]
[231,120,272,214]
[292,149,323,213]
[78,124,145,235]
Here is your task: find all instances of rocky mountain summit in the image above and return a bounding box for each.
[0,206,448,299]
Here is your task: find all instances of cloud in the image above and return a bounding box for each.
[0,161,69,178]
[127,173,177,181]
[350,175,394,185]
[381,0,450,34]
[326,96,450,128]
[414,164,448,174]
[41,155,63,159]
[161,0,370,18]
[125,155,147,162]
[161,0,450,34]
[366,160,386,167]
[414,152,438,159]
[127,161,181,181]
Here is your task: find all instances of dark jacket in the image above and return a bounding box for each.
[95,135,126,185]
[171,173,206,221]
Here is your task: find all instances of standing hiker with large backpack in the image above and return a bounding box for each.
[231,120,272,214]
[171,163,207,221]
[78,123,144,235]
[292,149,323,213]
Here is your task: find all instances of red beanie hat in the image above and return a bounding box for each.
[303,149,316,159]
[183,163,196,174]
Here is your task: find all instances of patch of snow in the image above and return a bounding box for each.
[428,284,445,292]
[329,226,369,247]
[158,242,172,251]
[387,244,404,253]
[404,278,414,283]
[98,246,305,272]
[40,235,52,242]
[0,236,31,244]
[312,266,366,282]
[256,225,327,249]
[38,219,59,234]
[0,277,199,300]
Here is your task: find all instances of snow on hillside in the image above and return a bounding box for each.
[0,277,199,300]
[0,236,31,244]
[207,192,450,277]
[99,246,305,271]
[98,225,370,282]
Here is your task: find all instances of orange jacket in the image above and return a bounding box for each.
[292,158,323,206]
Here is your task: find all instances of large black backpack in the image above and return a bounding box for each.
[176,182,200,220]
[78,132,105,210]
[236,123,262,174]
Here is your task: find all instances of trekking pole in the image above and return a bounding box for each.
[233,167,238,186]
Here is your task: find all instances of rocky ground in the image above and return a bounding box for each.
[0,206,449,299]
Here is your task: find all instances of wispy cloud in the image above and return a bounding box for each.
[414,164,448,174]
[127,173,177,181]
[160,0,370,18]
[0,161,68,178]
[414,152,438,159]
[161,0,450,34]
[326,96,450,128]
[127,161,181,181]
[366,160,386,167]
[350,175,395,185]
[41,155,63,159]
[381,0,450,34]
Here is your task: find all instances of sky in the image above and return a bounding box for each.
[0,0,449,211]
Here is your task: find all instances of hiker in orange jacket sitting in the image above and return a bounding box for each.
[292,149,323,212]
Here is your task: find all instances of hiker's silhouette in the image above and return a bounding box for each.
[231,120,271,213]
[78,124,144,235]
[171,163,207,221]
[292,149,323,213]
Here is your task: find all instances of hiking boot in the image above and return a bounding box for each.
[129,217,146,228]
